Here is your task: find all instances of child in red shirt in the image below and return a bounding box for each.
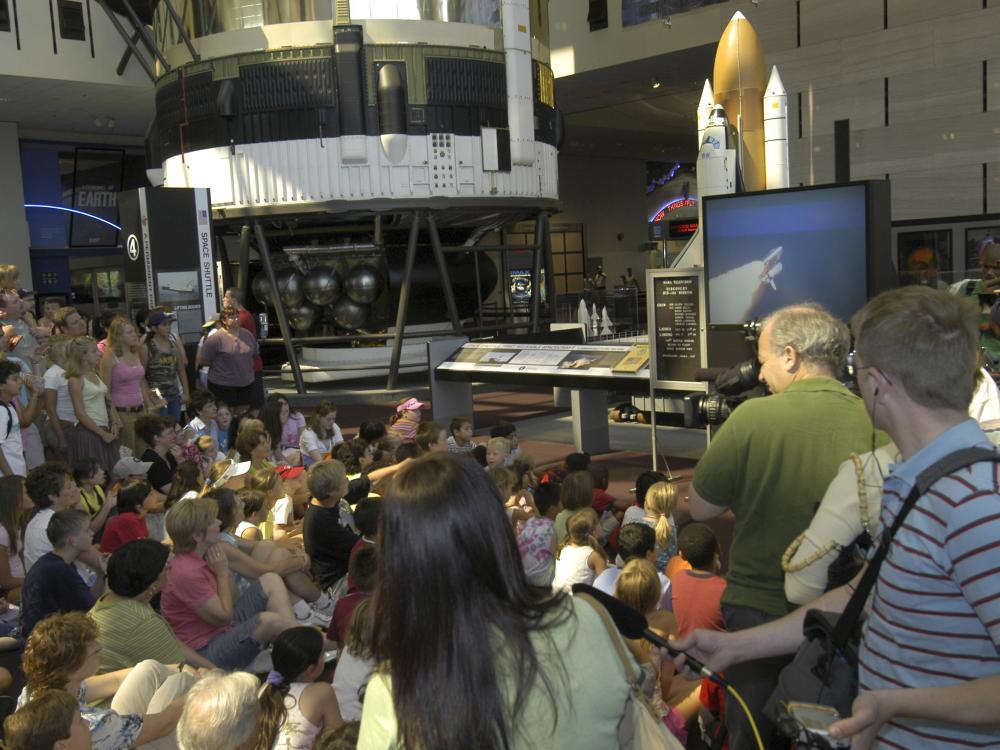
[100,477,162,553]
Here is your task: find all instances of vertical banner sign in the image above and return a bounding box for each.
[70,147,124,246]
[194,189,217,314]
[137,189,156,308]
[652,274,702,384]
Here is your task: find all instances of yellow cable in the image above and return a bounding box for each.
[725,683,765,750]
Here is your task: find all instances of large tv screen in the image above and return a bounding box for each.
[703,184,870,325]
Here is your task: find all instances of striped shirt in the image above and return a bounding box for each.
[859,419,1000,749]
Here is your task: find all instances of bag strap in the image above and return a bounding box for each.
[576,592,640,685]
[831,445,1000,650]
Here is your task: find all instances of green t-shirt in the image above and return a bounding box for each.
[357,595,636,749]
[693,378,887,617]
[952,279,1000,360]
[91,595,186,674]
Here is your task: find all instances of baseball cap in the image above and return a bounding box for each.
[202,314,221,330]
[396,397,425,413]
[112,456,153,481]
[148,310,176,327]
[277,465,306,480]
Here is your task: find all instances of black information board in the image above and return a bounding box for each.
[652,274,702,384]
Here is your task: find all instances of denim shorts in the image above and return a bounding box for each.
[197,580,268,669]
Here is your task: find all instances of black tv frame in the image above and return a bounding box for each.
[701,180,894,369]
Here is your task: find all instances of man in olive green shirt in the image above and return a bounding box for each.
[689,303,882,750]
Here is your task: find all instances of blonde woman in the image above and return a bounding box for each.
[622,480,678,572]
[41,335,74,459]
[65,336,122,476]
[100,317,162,454]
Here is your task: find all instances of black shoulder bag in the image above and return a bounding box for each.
[765,446,1000,722]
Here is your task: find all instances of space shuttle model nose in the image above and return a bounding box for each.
[713,11,767,192]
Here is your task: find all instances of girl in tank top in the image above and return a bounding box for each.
[257,627,344,749]
[100,317,162,455]
[552,508,607,593]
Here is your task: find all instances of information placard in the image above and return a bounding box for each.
[646,269,707,392]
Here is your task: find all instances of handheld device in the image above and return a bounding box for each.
[783,702,849,750]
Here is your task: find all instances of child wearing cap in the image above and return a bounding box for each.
[388,397,423,443]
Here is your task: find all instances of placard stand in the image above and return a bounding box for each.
[646,269,710,474]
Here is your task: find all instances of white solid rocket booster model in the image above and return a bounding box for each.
[763,67,789,190]
[695,12,790,200]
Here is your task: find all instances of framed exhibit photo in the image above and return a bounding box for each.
[897,230,951,288]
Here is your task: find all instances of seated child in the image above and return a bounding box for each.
[414,421,447,454]
[517,481,560,587]
[73,457,113,533]
[304,460,359,592]
[670,523,726,637]
[20,509,101,637]
[100,478,162,554]
[446,416,475,454]
[236,488,267,540]
[552,508,606,593]
[484,437,510,470]
[594,522,671,610]
[256,627,344,748]
[489,419,521,466]
[331,598,376,723]
[327,545,376,648]
[622,480,678,572]
[388,397,423,443]
[554,470,594,544]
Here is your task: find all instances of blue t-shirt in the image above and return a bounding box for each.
[20,551,94,637]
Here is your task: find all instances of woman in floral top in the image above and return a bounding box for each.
[19,611,197,749]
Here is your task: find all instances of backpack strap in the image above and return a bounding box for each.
[831,445,1000,650]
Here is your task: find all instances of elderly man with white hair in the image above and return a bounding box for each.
[177,670,259,750]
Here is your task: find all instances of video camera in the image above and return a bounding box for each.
[682,319,763,428]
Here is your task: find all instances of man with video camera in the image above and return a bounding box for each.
[676,287,1000,749]
[687,303,881,749]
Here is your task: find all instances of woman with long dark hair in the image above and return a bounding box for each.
[359,453,635,749]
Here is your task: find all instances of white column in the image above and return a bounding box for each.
[0,123,31,279]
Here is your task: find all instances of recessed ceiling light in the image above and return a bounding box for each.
[651,78,661,89]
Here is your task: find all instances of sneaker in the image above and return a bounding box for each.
[246,648,273,674]
[293,599,313,624]
[308,594,335,628]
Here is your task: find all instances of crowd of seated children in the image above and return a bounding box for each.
[208,486,332,626]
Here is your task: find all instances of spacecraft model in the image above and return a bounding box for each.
[677,10,790,269]
[146,0,559,219]
[696,11,788,201]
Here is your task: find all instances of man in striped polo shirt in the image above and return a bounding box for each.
[674,286,1000,749]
